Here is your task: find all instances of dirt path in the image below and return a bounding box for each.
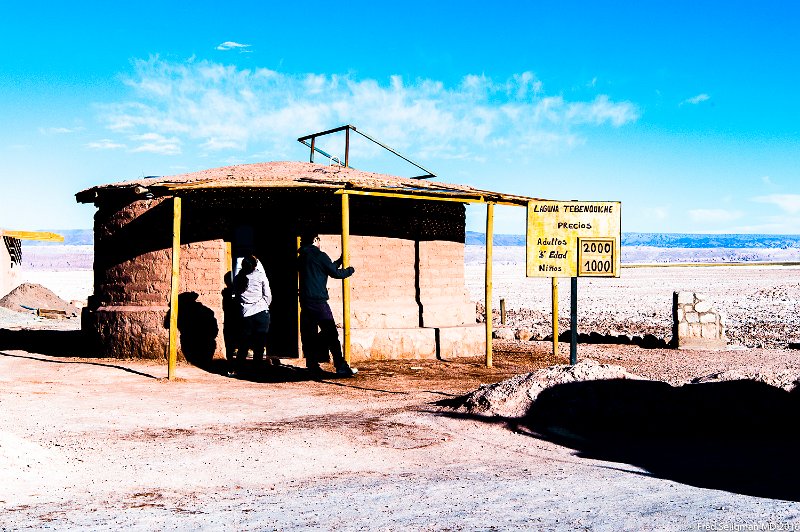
[3,344,800,530]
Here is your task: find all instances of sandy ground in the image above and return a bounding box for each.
[2,254,800,529]
[3,347,800,530]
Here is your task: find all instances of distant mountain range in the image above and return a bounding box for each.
[466,231,800,248]
[24,229,800,249]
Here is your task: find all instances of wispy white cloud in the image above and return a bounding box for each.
[39,126,84,135]
[86,139,126,150]
[761,175,772,185]
[753,194,800,214]
[97,57,640,160]
[216,41,251,52]
[682,93,710,105]
[688,208,743,223]
[130,133,182,155]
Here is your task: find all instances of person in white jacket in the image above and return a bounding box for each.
[231,255,272,375]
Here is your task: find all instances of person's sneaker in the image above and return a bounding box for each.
[227,370,237,378]
[335,366,358,377]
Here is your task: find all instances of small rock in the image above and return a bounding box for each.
[492,327,515,340]
[515,328,533,341]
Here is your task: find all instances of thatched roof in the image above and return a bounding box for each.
[75,161,538,206]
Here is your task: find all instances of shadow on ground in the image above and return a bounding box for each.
[206,359,318,383]
[0,328,345,384]
[439,378,800,501]
[0,328,94,357]
[0,350,160,379]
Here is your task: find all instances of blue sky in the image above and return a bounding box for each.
[2,0,798,234]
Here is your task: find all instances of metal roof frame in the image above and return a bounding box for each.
[298,125,437,179]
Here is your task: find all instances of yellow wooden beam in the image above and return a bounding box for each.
[296,235,303,359]
[341,193,352,364]
[335,189,487,204]
[167,196,182,381]
[1,230,64,242]
[334,189,531,207]
[485,202,494,368]
[224,241,232,273]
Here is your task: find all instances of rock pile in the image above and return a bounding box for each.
[452,359,643,418]
[673,292,728,350]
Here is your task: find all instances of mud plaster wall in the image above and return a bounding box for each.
[87,191,474,360]
[89,197,225,360]
[322,236,473,329]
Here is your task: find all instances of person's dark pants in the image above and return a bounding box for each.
[300,300,346,370]
[240,310,270,367]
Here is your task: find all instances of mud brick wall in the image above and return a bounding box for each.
[324,235,474,329]
[417,240,474,327]
[327,235,420,328]
[90,197,226,360]
[672,291,728,350]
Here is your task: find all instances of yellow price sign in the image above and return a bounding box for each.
[526,200,621,278]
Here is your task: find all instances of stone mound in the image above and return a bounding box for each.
[453,359,644,418]
[692,370,800,392]
[0,283,79,317]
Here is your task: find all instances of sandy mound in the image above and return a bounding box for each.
[0,283,79,317]
[453,359,644,418]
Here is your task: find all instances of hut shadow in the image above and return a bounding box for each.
[0,328,96,358]
[440,378,800,501]
[208,359,325,383]
[164,292,219,370]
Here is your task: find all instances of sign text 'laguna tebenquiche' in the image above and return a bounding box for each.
[526,200,621,278]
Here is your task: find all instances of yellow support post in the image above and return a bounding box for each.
[224,241,232,274]
[552,277,559,358]
[485,202,494,368]
[167,196,182,380]
[296,235,303,359]
[341,193,352,364]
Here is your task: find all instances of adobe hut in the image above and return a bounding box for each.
[75,161,533,364]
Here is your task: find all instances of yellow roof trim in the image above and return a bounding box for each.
[1,230,64,242]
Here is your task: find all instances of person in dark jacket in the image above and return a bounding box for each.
[298,232,357,377]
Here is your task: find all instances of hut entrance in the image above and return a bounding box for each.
[229,221,301,359]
